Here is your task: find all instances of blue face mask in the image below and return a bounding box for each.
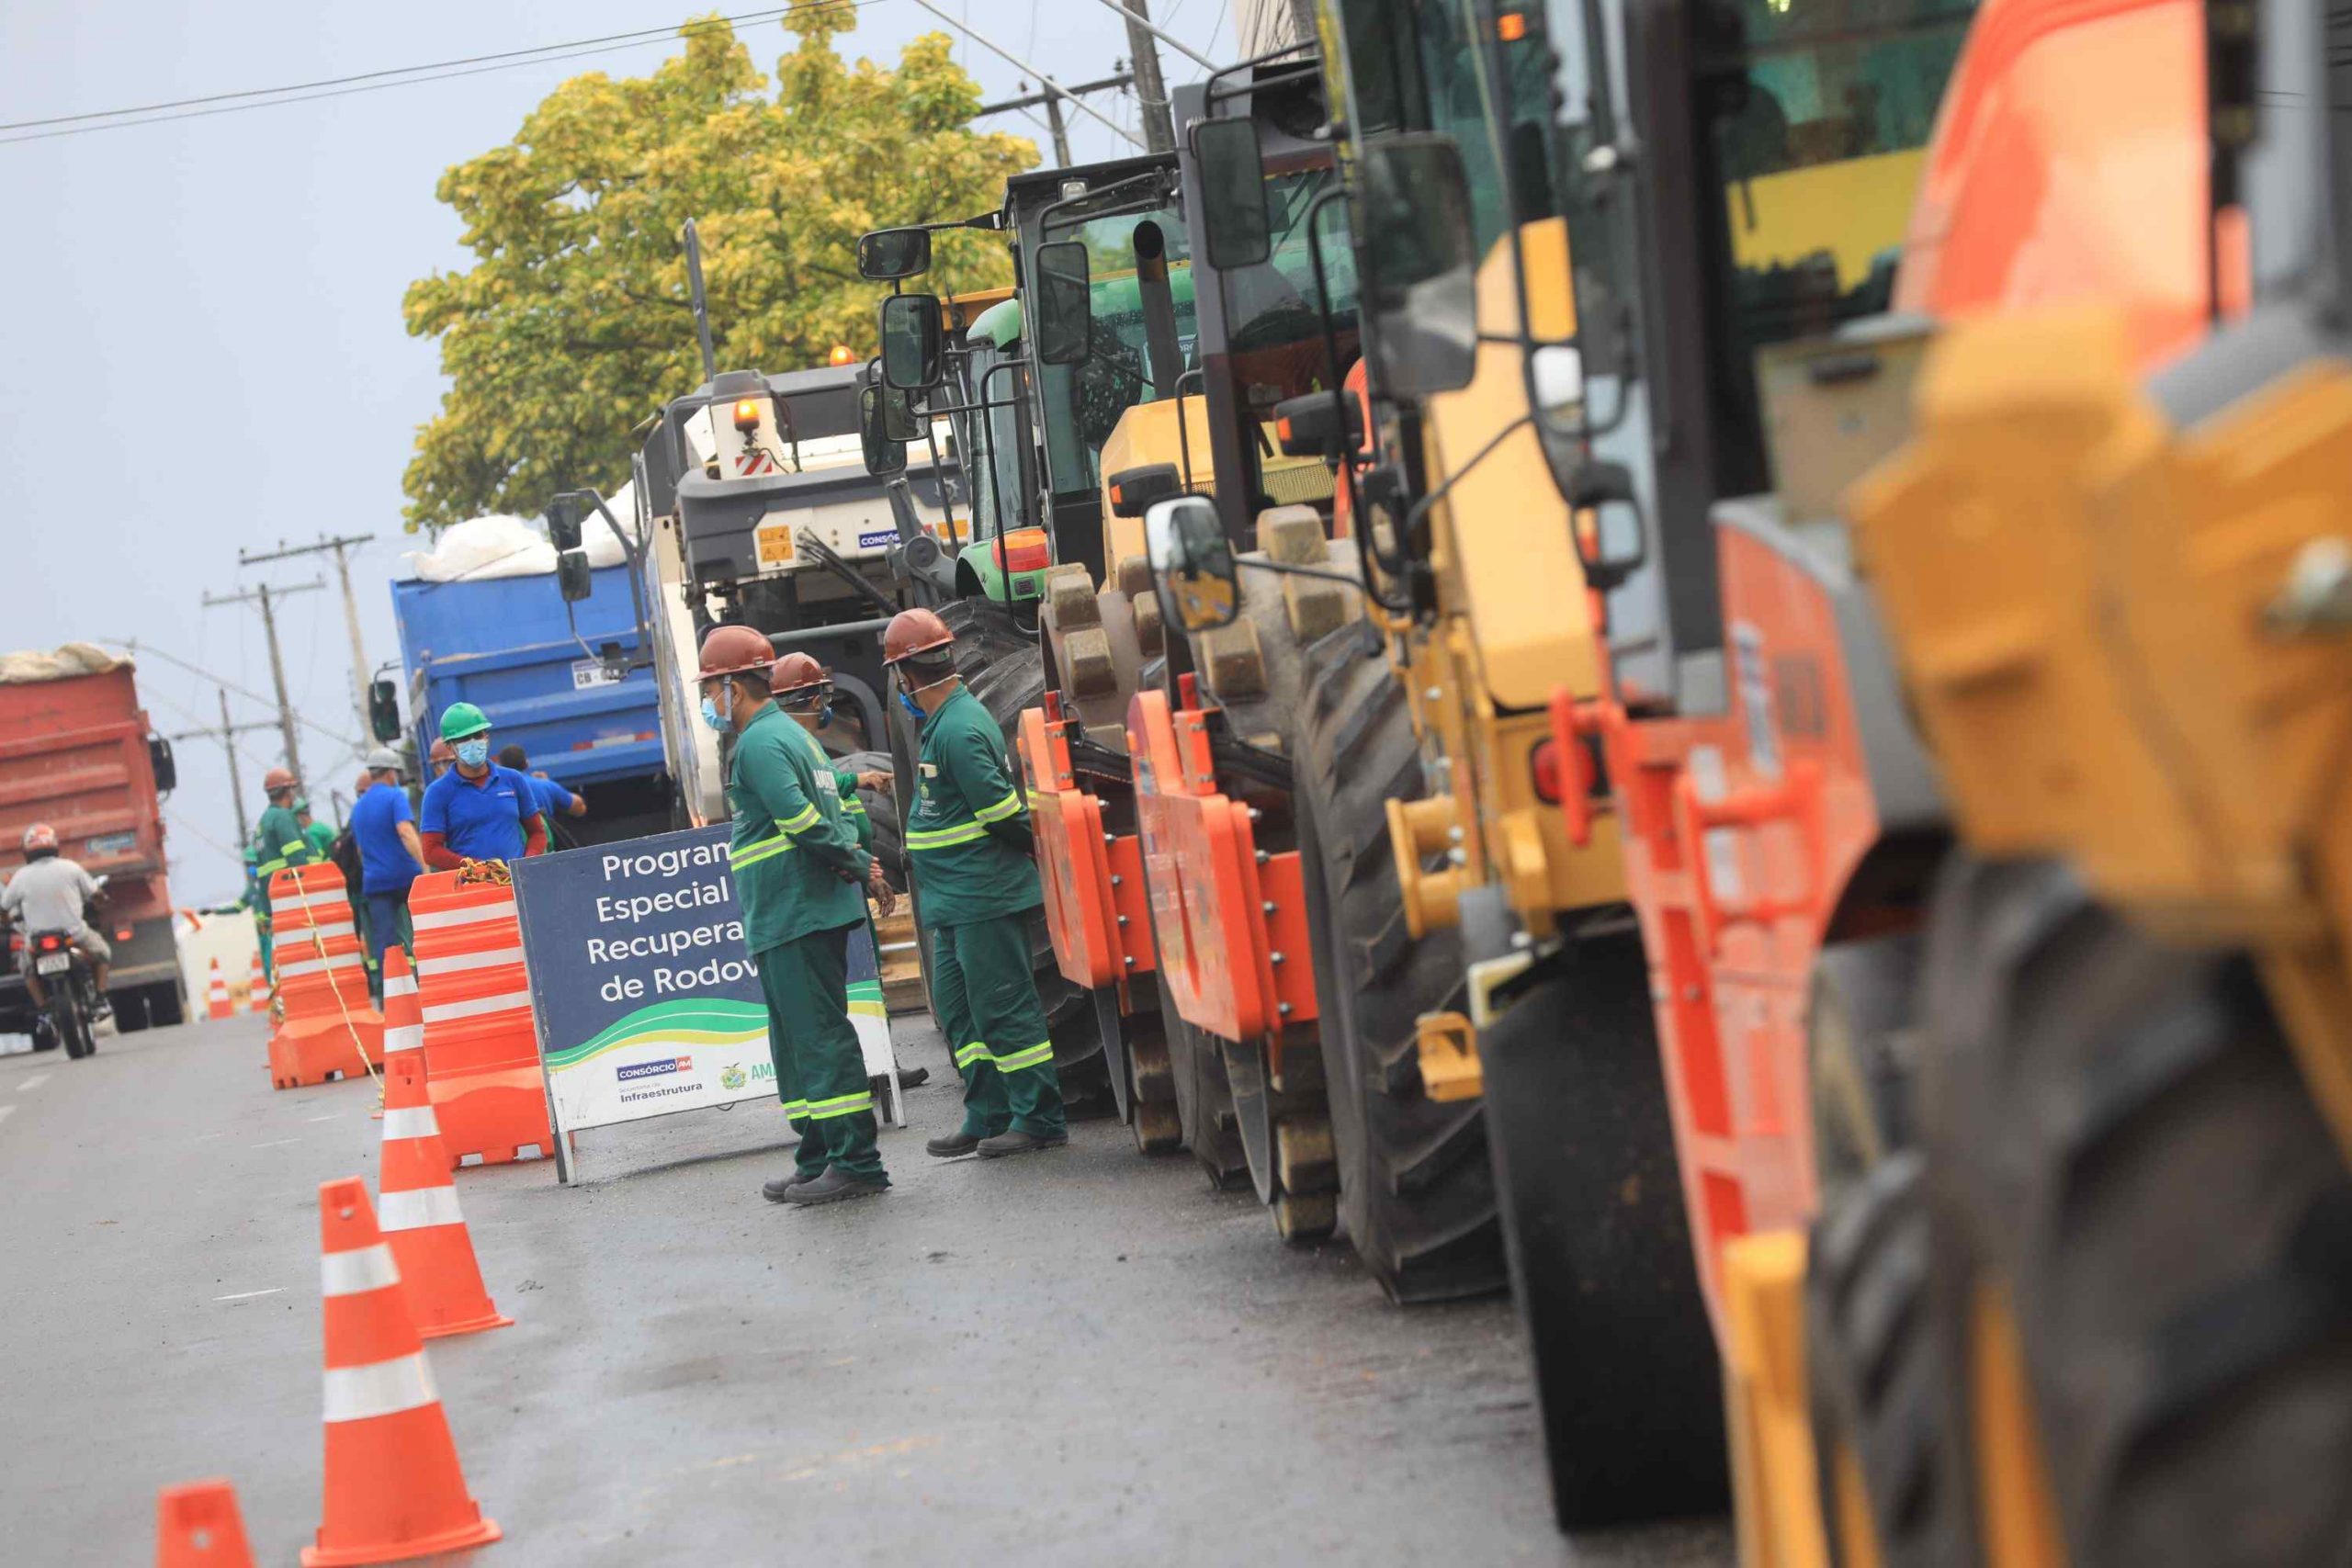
[455,739,491,769]
[897,691,926,723]
[699,691,731,733]
[816,703,834,729]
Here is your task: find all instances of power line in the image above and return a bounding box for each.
[103,637,357,754]
[0,1,873,146]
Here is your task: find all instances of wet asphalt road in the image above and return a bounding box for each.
[0,1011,1732,1565]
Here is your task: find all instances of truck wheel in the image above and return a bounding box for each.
[1291,616,1502,1302]
[147,979,187,1030]
[1480,937,1728,1527]
[111,987,149,1033]
[1923,857,2352,1567]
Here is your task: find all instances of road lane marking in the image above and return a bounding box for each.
[249,1138,300,1148]
[214,1288,285,1303]
[17,1072,50,1092]
[302,1113,342,1122]
[0,1105,14,1127]
[196,1132,226,1141]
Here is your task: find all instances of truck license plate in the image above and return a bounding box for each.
[571,659,622,690]
[35,954,70,976]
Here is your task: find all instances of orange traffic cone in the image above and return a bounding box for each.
[247,952,270,1014]
[305,1177,500,1567]
[378,1053,511,1339]
[157,1479,256,1566]
[206,959,233,1021]
[371,948,424,1122]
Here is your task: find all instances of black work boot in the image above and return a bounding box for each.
[977,1128,1069,1159]
[762,1170,818,1202]
[783,1168,889,1205]
[925,1128,985,1159]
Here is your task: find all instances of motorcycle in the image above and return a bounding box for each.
[25,928,100,1059]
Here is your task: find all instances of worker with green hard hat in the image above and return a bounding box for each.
[702,624,895,1207]
[883,605,1067,1160]
[417,701,548,867]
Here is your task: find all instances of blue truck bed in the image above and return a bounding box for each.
[390,566,666,791]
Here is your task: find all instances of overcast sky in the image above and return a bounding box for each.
[0,1,1231,906]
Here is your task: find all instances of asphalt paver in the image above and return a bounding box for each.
[0,1011,1733,1565]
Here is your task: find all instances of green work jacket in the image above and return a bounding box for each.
[727,702,870,953]
[833,768,873,852]
[255,804,317,880]
[907,686,1041,927]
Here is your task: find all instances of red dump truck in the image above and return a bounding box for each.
[0,646,185,1034]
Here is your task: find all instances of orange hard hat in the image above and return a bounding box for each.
[263,766,298,793]
[881,606,955,666]
[428,737,456,765]
[769,650,827,697]
[698,624,775,681]
[21,822,57,853]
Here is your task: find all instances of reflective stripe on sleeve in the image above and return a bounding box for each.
[729,835,793,871]
[321,1243,400,1298]
[972,792,1025,823]
[322,1351,437,1423]
[775,804,821,836]
[993,1041,1054,1073]
[378,1186,464,1233]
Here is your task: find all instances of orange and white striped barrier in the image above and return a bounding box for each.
[304,1177,500,1567]
[266,864,383,1090]
[378,1053,511,1338]
[206,958,233,1022]
[247,950,270,1014]
[411,869,552,1165]
[157,1479,256,1567]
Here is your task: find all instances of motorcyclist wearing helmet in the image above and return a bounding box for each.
[417,702,548,868]
[883,606,1067,1160]
[702,624,894,1207]
[3,824,111,1017]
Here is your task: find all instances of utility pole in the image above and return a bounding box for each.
[1044,88,1073,166]
[1119,0,1176,152]
[979,73,1136,167]
[203,579,323,788]
[169,689,278,847]
[240,534,376,742]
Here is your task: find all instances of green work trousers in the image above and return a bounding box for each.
[756,921,887,1184]
[929,917,1064,1139]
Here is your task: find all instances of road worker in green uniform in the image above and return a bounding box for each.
[769,653,891,854]
[253,766,318,981]
[699,625,896,1207]
[882,607,1067,1159]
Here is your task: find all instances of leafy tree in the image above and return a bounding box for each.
[401,5,1033,527]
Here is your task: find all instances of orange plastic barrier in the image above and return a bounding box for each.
[205,959,233,1021]
[305,1177,500,1566]
[266,865,383,1089]
[247,951,270,1014]
[410,869,552,1165]
[156,1479,256,1567]
[378,1054,511,1338]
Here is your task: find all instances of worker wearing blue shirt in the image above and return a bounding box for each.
[497,743,587,852]
[350,747,429,1001]
[418,703,548,867]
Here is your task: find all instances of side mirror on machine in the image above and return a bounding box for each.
[1357,134,1480,398]
[557,549,594,604]
[1191,116,1272,270]
[545,491,585,553]
[878,293,944,390]
[1145,494,1239,632]
[1107,463,1182,519]
[1032,241,1091,367]
[368,678,402,744]
[1272,391,1366,461]
[859,384,909,478]
[856,227,933,281]
[1566,460,1647,594]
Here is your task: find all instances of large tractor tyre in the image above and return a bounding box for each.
[1291,616,1503,1302]
[1922,857,2352,1568]
[1801,932,1956,1568]
[887,600,1102,1088]
[835,748,906,892]
[1479,939,1728,1528]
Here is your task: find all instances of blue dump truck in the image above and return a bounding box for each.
[390,561,677,847]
